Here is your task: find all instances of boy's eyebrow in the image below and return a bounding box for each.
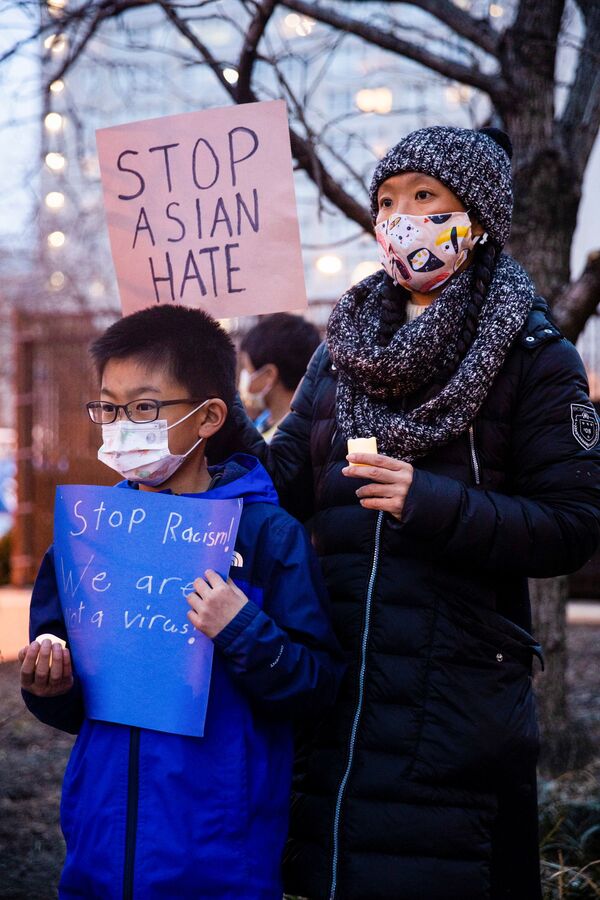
[100,385,162,397]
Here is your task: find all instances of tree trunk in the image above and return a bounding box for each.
[500,15,580,302]
[498,13,593,777]
[529,576,593,775]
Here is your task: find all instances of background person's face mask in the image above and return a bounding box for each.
[238,367,272,413]
[375,211,484,293]
[97,401,208,486]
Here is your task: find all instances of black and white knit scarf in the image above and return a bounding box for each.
[326,253,536,462]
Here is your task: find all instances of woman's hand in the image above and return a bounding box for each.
[343,452,414,521]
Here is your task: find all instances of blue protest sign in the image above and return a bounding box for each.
[54,485,242,737]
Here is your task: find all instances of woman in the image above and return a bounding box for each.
[214,126,600,899]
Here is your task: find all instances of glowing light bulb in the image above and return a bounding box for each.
[44,33,68,53]
[47,230,65,248]
[45,151,65,171]
[44,112,63,132]
[89,281,105,299]
[45,191,65,210]
[355,88,393,114]
[49,271,65,289]
[316,255,342,275]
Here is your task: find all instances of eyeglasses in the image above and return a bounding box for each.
[86,398,207,425]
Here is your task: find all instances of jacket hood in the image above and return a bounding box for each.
[206,453,279,505]
[118,453,279,506]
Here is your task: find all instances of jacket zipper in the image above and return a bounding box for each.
[468,424,481,486]
[123,727,140,900]
[329,511,384,900]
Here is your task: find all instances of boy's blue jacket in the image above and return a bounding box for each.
[23,454,344,900]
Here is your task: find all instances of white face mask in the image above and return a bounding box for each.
[375,211,486,293]
[238,366,271,413]
[97,400,209,486]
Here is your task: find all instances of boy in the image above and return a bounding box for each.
[238,313,320,441]
[19,305,343,900]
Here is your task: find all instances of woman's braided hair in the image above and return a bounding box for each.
[443,238,501,377]
[376,276,408,347]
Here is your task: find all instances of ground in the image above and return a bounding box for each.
[0,625,598,899]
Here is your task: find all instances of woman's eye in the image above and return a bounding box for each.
[135,402,155,412]
[380,198,392,208]
[415,190,432,201]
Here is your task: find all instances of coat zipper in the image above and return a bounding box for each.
[468,424,481,486]
[123,727,140,900]
[329,511,384,900]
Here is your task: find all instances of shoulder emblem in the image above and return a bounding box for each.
[570,403,599,450]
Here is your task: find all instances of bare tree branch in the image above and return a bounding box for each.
[560,2,600,180]
[278,0,511,104]
[47,4,114,86]
[236,0,276,101]
[553,251,600,342]
[377,0,500,58]
[0,22,46,65]
[158,0,238,95]
[158,0,373,232]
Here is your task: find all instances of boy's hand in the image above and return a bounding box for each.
[19,640,74,697]
[186,571,248,639]
[343,452,414,521]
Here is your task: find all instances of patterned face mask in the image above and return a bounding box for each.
[375,211,485,293]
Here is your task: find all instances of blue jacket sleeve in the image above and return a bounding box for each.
[391,339,600,577]
[212,516,345,718]
[21,547,85,734]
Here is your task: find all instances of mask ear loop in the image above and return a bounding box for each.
[478,231,489,245]
[166,398,210,431]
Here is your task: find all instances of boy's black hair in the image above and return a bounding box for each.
[90,305,236,408]
[240,313,320,391]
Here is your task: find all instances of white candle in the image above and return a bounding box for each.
[347,437,378,464]
[35,633,67,649]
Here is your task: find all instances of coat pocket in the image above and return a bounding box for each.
[410,598,541,789]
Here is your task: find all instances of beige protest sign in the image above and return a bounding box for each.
[96,100,307,318]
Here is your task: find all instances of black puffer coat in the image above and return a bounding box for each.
[218,300,600,900]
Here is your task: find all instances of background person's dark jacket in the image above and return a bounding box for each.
[214,299,600,900]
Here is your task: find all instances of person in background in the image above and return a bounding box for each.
[238,313,320,441]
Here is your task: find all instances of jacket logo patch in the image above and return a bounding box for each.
[571,403,599,450]
[231,550,244,567]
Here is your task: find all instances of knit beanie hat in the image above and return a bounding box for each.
[369,126,513,246]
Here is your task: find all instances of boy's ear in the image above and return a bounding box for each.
[197,399,228,439]
[264,363,279,386]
